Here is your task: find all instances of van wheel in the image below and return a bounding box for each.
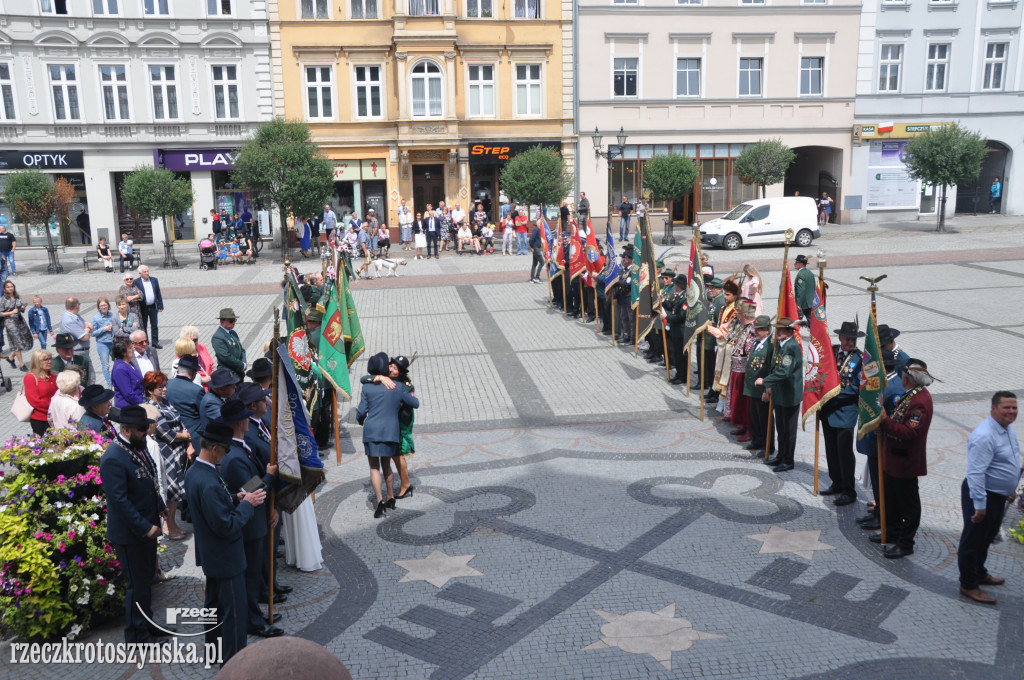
[795,229,813,247]
[723,233,742,250]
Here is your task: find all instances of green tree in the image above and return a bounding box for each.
[119,167,195,252]
[499,145,573,213]
[642,153,699,225]
[734,138,796,198]
[3,171,58,250]
[231,119,335,258]
[903,123,987,232]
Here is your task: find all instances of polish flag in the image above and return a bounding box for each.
[877,121,894,133]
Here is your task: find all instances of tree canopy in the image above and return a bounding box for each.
[734,139,796,198]
[643,153,699,203]
[903,124,987,231]
[499,145,573,210]
[3,171,60,248]
[119,167,195,244]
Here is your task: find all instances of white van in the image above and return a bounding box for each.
[699,196,821,250]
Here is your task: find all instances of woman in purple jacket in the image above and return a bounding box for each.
[111,338,144,408]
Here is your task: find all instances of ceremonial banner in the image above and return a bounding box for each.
[683,235,710,349]
[780,264,803,347]
[568,227,587,280]
[634,216,660,339]
[284,269,306,334]
[274,343,326,512]
[801,281,841,427]
[856,313,887,439]
[603,228,620,296]
[319,266,364,399]
[583,219,606,283]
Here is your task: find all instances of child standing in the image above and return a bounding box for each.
[27,296,52,349]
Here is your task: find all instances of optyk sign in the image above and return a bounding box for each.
[0,151,84,170]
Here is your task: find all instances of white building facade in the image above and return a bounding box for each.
[850,0,1024,222]
[0,0,273,248]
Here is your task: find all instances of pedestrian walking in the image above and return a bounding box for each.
[1,282,33,371]
[27,295,52,350]
[618,196,633,241]
[0,222,17,276]
[91,298,115,387]
[989,177,1002,214]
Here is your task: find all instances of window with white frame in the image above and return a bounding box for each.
[983,42,1007,90]
[40,0,70,15]
[49,64,80,120]
[739,57,762,96]
[515,64,542,115]
[301,0,329,18]
[305,66,333,119]
[675,58,700,97]
[354,65,382,117]
[351,0,378,17]
[740,0,766,4]
[676,0,701,4]
[613,58,638,97]
[409,0,439,15]
[802,0,826,4]
[206,0,232,16]
[211,65,240,119]
[878,44,902,92]
[613,0,639,4]
[99,65,130,120]
[467,0,492,16]
[411,61,442,117]
[92,0,120,14]
[924,43,949,92]
[0,64,16,121]
[800,57,823,95]
[514,0,540,18]
[144,0,170,15]
[149,65,179,120]
[467,65,494,116]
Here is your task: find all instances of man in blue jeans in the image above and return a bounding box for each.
[0,223,16,276]
[958,391,1019,604]
[618,197,633,242]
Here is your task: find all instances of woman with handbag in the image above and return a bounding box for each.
[23,350,57,436]
[1,281,33,371]
[142,371,191,539]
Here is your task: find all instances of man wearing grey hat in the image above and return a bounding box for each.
[744,315,775,457]
[200,368,240,430]
[703,277,725,404]
[212,308,247,381]
[757,318,803,472]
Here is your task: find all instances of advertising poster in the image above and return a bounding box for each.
[867,141,919,209]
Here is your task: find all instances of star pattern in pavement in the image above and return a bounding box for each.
[582,604,725,670]
[394,550,483,588]
[746,525,836,560]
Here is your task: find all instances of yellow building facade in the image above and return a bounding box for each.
[271,0,574,226]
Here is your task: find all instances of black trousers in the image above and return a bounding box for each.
[426,231,439,256]
[139,303,160,345]
[701,337,717,391]
[958,480,1007,589]
[113,538,157,643]
[598,296,611,331]
[773,403,800,465]
[668,335,686,379]
[616,298,633,339]
[822,421,856,493]
[242,536,266,630]
[883,474,921,549]
[646,326,663,356]
[530,247,544,279]
[205,571,248,662]
[749,396,775,454]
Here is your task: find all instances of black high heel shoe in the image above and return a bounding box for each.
[373,501,386,518]
[396,485,414,499]
[385,498,396,510]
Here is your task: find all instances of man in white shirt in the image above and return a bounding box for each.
[130,330,160,375]
[133,266,164,349]
[450,203,466,230]
[322,204,336,239]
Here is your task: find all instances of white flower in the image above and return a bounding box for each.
[67,624,82,640]
[69,585,78,593]
[76,591,89,605]
[106,584,116,596]
[0,505,7,514]
[90,514,99,521]
[81,579,90,586]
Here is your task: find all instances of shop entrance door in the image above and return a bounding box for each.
[413,164,445,210]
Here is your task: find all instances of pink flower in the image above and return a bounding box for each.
[57,542,66,553]
[34,532,44,540]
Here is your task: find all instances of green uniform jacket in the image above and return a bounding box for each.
[54,354,93,386]
[793,267,816,310]
[744,334,775,398]
[763,336,803,407]
[705,292,725,339]
[211,325,247,380]
[664,291,687,339]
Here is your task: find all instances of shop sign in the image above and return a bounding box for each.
[333,159,387,181]
[154,148,236,171]
[0,150,84,170]
[855,122,953,140]
[468,141,560,165]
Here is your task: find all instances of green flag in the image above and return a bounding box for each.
[630,229,642,307]
[319,269,364,400]
[857,312,887,439]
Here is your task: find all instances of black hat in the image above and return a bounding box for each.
[79,384,114,409]
[201,421,235,446]
[795,254,809,265]
[55,333,77,350]
[109,405,155,427]
[703,273,714,285]
[216,398,255,424]
[208,368,241,389]
[390,355,411,372]
[877,324,901,345]
[306,308,324,323]
[177,354,199,371]
[246,358,272,380]
[673,274,688,288]
[835,321,866,339]
[236,382,271,406]
[367,352,390,376]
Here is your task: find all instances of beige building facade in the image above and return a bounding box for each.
[578,1,862,227]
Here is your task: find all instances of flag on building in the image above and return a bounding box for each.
[801,281,841,427]
[273,342,326,513]
[319,264,364,400]
[634,216,660,339]
[856,312,887,439]
[603,228,620,296]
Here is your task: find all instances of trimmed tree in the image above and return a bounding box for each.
[903,123,987,232]
[642,153,699,229]
[119,167,195,266]
[499,144,574,217]
[2,171,66,273]
[734,138,796,198]
[230,119,335,259]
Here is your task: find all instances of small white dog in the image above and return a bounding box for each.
[369,257,408,278]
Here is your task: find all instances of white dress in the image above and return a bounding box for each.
[282,496,323,572]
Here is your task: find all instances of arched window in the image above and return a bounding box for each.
[411,61,442,117]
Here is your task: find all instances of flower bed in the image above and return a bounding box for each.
[0,428,123,640]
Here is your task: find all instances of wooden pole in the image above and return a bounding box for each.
[546,262,553,306]
[634,312,639,355]
[699,339,705,422]
[685,342,691,397]
[594,286,599,329]
[813,413,820,495]
[878,437,888,545]
[661,322,671,382]
[333,390,341,464]
[268,307,280,624]
[764,397,774,460]
[611,296,616,346]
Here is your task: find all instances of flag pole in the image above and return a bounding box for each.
[700,339,705,421]
[268,306,280,625]
[579,278,586,324]
[661,322,671,382]
[611,296,616,345]
[634,313,639,355]
[546,260,553,306]
[812,250,827,494]
[685,344,691,396]
[333,390,341,464]
[866,276,888,545]
[766,229,794,459]
[594,286,599,329]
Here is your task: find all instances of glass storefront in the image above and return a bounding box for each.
[170,171,196,242]
[331,159,388,226]
[213,170,254,221]
[0,171,90,247]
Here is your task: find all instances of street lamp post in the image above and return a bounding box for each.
[592,126,628,235]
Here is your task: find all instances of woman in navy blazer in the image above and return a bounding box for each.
[356,352,419,518]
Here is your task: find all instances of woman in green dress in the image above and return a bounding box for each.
[361,354,417,498]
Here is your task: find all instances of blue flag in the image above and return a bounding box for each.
[603,228,620,295]
[274,343,325,512]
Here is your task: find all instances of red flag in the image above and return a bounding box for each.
[569,226,586,280]
[583,219,606,283]
[780,264,802,347]
[801,278,839,426]
[686,236,697,288]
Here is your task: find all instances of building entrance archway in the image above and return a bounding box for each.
[784,146,843,223]
[956,141,1010,214]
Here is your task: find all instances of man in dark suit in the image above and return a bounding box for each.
[53,332,92,385]
[200,368,239,431]
[758,318,803,472]
[133,265,164,349]
[219,398,283,638]
[166,354,205,444]
[184,421,266,662]
[821,321,864,506]
[99,405,169,643]
[246,359,273,426]
[129,330,161,375]
[423,205,440,259]
[78,384,117,439]
[212,308,247,380]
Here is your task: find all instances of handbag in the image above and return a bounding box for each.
[10,382,33,422]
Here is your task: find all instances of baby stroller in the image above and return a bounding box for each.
[199,240,218,270]
[0,331,13,395]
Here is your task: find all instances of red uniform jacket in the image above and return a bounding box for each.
[878,387,932,478]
